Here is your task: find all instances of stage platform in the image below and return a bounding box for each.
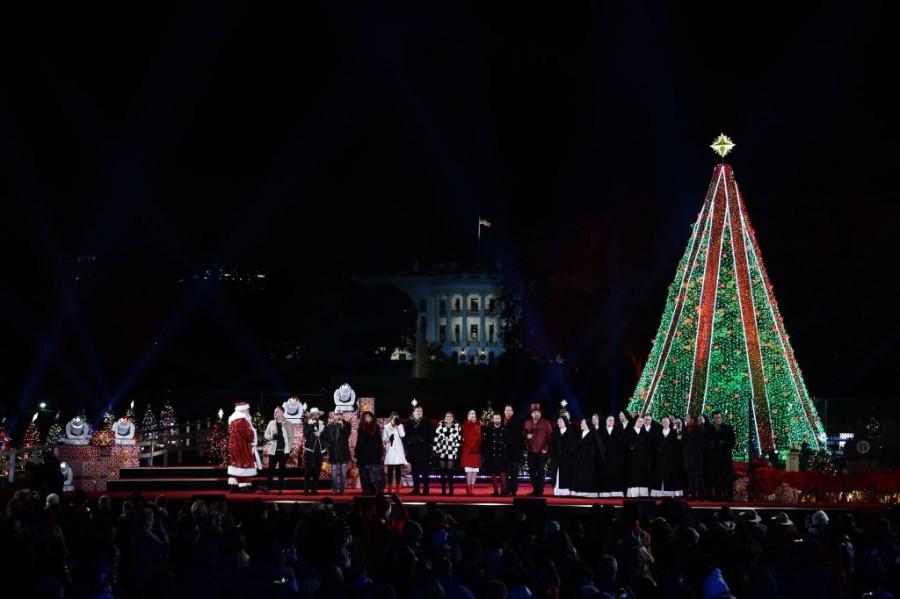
[94,466,889,516]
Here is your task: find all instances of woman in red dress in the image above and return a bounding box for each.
[461,409,482,496]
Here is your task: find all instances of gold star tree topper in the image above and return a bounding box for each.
[710,133,735,159]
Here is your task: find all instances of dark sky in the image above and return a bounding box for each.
[1,2,898,410]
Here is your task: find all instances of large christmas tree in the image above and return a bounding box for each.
[628,135,826,460]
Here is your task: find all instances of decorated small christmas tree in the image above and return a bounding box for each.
[480,401,496,427]
[22,413,42,448]
[91,412,116,446]
[125,400,136,421]
[205,420,228,465]
[0,419,11,452]
[628,135,826,460]
[252,409,266,445]
[160,400,177,440]
[141,404,158,434]
[45,421,64,445]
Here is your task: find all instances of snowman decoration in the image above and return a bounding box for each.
[333,383,357,414]
[114,417,136,445]
[282,396,306,424]
[65,416,91,445]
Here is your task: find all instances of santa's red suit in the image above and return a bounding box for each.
[227,402,262,488]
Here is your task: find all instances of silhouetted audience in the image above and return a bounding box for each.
[1,487,898,598]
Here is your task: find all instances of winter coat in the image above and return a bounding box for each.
[227,417,261,476]
[264,419,295,456]
[460,420,482,469]
[432,422,462,460]
[482,425,510,473]
[707,423,736,482]
[683,425,706,472]
[503,415,524,463]
[355,423,383,466]
[324,422,352,463]
[404,417,435,464]
[383,422,407,465]
[523,417,553,454]
[302,419,327,456]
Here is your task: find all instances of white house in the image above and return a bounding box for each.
[366,266,506,365]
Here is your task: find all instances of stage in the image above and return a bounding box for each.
[91,487,885,511]
[87,465,889,516]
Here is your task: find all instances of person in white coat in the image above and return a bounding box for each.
[383,411,407,493]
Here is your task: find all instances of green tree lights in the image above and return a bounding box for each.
[628,162,826,460]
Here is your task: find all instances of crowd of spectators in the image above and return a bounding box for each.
[1,487,898,598]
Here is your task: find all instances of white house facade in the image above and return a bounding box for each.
[376,270,506,365]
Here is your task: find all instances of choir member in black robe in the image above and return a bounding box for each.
[618,411,631,432]
[550,415,577,496]
[598,414,625,497]
[651,416,684,497]
[642,414,658,480]
[570,418,604,498]
[683,414,706,499]
[625,416,652,497]
[707,411,736,500]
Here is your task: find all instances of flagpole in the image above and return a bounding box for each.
[476,215,481,268]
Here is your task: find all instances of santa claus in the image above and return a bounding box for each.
[227,401,262,492]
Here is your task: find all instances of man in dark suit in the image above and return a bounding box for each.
[405,403,434,495]
[502,404,523,496]
[707,411,736,500]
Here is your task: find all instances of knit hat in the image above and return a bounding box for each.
[702,568,731,599]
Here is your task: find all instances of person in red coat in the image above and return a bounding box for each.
[227,401,262,493]
[461,409,482,496]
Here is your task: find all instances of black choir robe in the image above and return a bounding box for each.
[624,427,652,489]
[642,423,658,477]
[570,424,605,495]
[550,427,578,491]
[598,425,625,494]
[652,428,684,492]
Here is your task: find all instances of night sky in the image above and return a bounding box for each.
[1,2,898,417]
